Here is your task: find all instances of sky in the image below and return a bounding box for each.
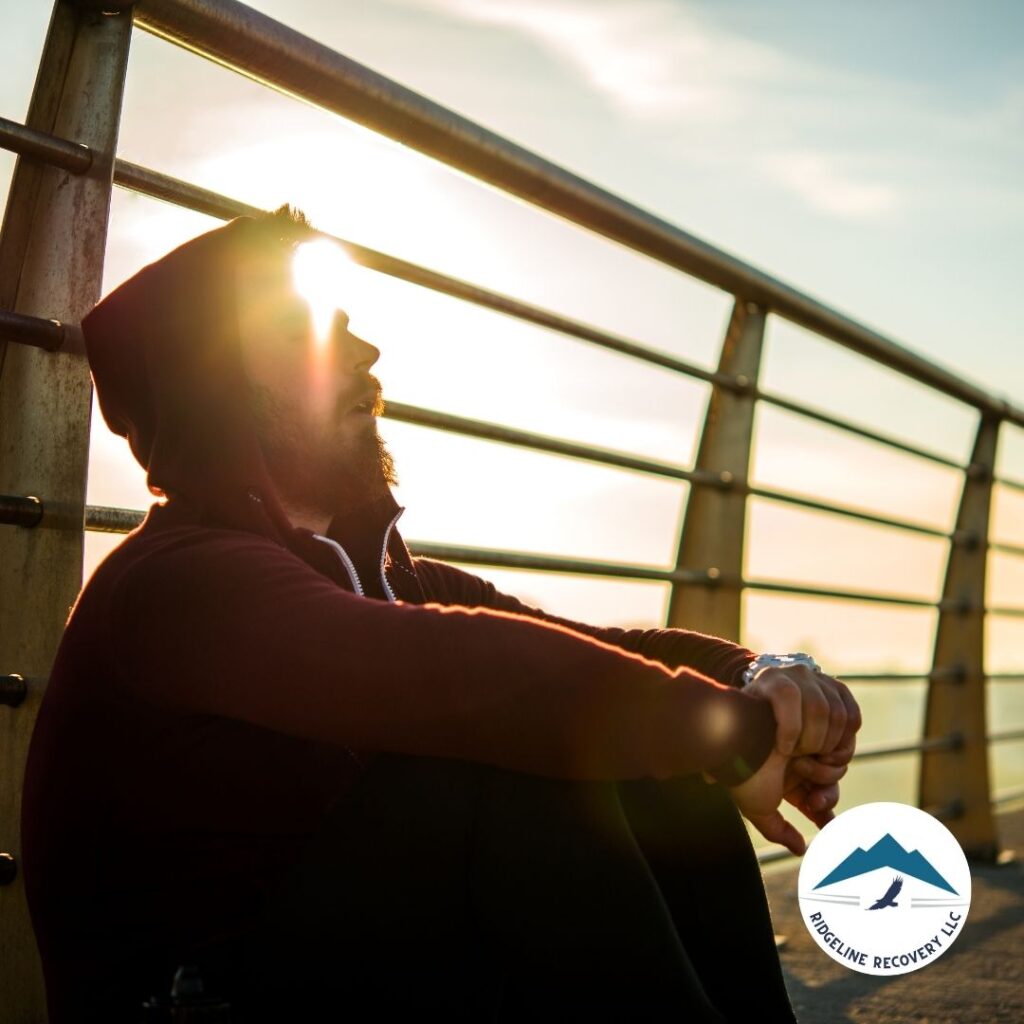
[3,1,1023,802]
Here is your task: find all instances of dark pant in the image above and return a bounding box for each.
[225,754,799,1022]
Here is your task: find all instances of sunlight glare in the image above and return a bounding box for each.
[292,239,355,344]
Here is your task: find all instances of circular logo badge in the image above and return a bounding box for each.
[797,801,971,976]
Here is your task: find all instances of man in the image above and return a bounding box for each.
[21,207,860,1022]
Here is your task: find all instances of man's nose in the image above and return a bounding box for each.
[345,331,380,374]
[331,315,380,372]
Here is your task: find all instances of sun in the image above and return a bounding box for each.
[292,238,357,343]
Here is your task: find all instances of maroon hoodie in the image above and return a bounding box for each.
[20,216,776,1020]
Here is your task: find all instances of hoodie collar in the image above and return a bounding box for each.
[291,488,408,601]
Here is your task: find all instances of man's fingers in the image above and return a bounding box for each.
[751,675,802,756]
[790,756,848,785]
[836,677,863,731]
[749,666,858,759]
[819,679,848,754]
[785,781,840,829]
[831,678,862,754]
[814,738,855,767]
[751,809,807,857]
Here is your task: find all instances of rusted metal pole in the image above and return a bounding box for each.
[0,2,132,1017]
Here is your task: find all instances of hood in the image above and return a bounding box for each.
[82,215,307,547]
[81,214,423,602]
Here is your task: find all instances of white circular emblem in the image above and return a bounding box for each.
[797,801,971,976]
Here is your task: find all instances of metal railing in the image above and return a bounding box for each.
[1,0,1022,1016]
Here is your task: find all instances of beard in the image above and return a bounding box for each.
[248,380,398,518]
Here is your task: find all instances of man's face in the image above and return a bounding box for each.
[234,247,398,519]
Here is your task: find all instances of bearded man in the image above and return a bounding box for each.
[21,207,860,1023]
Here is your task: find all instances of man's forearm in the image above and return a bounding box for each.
[412,556,756,687]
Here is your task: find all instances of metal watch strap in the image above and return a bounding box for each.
[741,651,823,688]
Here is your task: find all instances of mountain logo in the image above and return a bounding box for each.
[813,831,957,894]
[796,801,971,976]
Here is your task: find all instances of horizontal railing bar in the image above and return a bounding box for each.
[835,670,1024,683]
[744,482,952,539]
[0,495,44,528]
[115,158,262,220]
[754,388,967,471]
[835,668,964,682]
[994,785,1024,807]
[988,605,1024,618]
[736,576,943,610]
[833,673,928,682]
[852,734,961,760]
[990,539,1024,559]
[407,542,712,585]
[989,729,1024,744]
[0,308,73,353]
[382,401,726,487]
[0,114,92,174]
[86,505,148,534]
[995,474,1024,494]
[131,0,1024,428]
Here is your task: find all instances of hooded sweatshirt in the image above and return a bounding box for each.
[20,216,776,1020]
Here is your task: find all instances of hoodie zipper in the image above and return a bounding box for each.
[310,533,366,598]
[310,504,405,604]
[378,507,404,603]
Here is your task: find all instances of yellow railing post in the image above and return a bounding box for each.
[667,299,765,640]
[920,413,1004,860]
[0,2,132,1017]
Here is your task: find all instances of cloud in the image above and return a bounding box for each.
[757,150,901,218]
[421,0,791,120]
[410,0,904,220]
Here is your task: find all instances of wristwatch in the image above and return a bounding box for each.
[741,651,823,689]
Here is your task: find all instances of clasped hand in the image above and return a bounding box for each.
[720,663,862,857]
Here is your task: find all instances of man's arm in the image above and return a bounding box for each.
[108,528,775,786]
[412,556,756,689]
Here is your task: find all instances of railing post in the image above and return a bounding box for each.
[666,299,765,639]
[919,413,1003,860]
[0,2,132,1018]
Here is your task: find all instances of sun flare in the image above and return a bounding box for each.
[292,239,356,343]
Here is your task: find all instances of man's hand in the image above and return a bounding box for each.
[719,663,862,855]
[743,663,860,811]
[726,746,849,856]
[744,663,861,761]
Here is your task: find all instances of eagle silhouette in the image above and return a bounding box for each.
[867,875,903,910]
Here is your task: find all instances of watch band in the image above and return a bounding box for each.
[741,651,823,688]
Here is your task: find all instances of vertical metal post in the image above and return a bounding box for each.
[0,2,132,1018]
[666,299,765,639]
[919,413,1003,860]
